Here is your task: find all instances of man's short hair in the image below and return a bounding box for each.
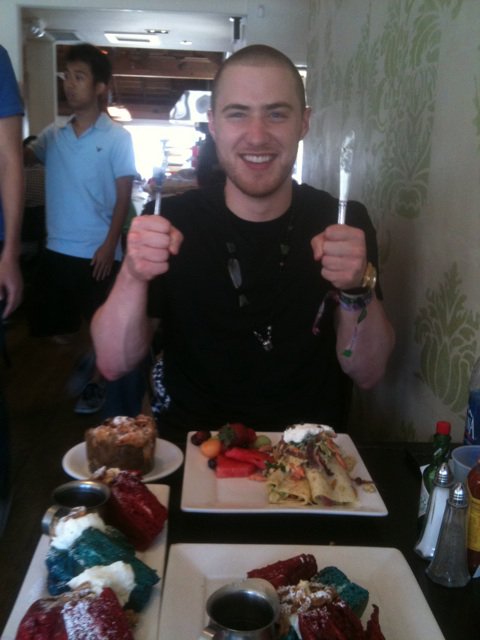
[211,44,306,112]
[65,44,112,85]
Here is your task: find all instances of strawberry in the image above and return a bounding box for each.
[224,446,272,470]
[218,422,251,448]
[214,454,256,478]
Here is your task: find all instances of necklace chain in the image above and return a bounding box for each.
[225,210,295,351]
[253,326,273,351]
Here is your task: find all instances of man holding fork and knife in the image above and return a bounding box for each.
[92,44,394,440]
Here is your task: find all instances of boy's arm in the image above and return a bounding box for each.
[91,175,133,280]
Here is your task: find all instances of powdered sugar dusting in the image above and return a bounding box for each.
[62,588,133,639]
[277,579,338,637]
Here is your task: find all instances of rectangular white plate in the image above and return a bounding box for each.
[181,432,387,515]
[2,484,169,640]
[158,543,445,640]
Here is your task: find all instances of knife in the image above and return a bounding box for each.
[338,130,355,224]
[152,167,165,215]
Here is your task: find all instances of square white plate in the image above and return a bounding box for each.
[158,543,445,640]
[2,485,169,640]
[181,432,387,515]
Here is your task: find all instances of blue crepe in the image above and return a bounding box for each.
[45,526,159,611]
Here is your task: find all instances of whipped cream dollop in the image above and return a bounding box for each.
[67,561,135,607]
[283,424,335,444]
[51,512,106,550]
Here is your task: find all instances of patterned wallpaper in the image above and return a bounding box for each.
[303,0,480,441]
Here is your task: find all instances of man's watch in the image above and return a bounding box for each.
[342,261,377,296]
[361,261,377,291]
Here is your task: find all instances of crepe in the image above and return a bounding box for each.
[306,457,357,506]
[266,424,357,507]
[46,526,159,612]
[266,468,312,505]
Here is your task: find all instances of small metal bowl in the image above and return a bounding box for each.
[42,480,110,535]
[52,480,110,509]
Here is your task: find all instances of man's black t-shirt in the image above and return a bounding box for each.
[147,181,379,432]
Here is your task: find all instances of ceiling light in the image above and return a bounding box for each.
[146,29,169,35]
[104,32,161,45]
[180,39,192,46]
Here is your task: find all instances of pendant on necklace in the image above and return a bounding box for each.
[253,325,273,351]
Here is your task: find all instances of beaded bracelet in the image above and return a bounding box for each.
[338,288,373,311]
[311,288,374,357]
[338,289,373,357]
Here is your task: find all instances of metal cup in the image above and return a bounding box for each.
[41,480,110,535]
[198,578,279,640]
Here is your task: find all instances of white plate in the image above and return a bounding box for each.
[158,543,445,640]
[181,432,387,515]
[62,438,184,481]
[2,485,169,640]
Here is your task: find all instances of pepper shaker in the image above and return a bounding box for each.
[426,481,471,587]
[414,461,453,559]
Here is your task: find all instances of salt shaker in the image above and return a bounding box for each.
[426,481,470,587]
[414,461,453,559]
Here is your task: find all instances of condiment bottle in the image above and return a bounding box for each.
[417,421,452,529]
[426,482,470,588]
[415,462,453,559]
[464,356,480,444]
[466,458,480,577]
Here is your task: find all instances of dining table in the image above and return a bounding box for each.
[1,439,479,639]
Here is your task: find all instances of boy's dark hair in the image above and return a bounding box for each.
[65,44,112,85]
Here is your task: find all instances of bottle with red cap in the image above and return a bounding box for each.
[417,421,452,530]
[466,458,480,577]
